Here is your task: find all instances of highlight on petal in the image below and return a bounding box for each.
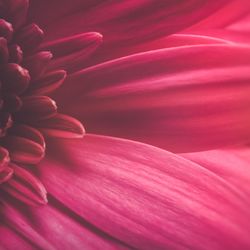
[17,95,57,122]
[55,44,250,152]
[34,113,85,138]
[0,146,10,168]
[15,23,44,52]
[95,33,232,63]
[0,18,13,41]
[41,32,102,57]
[8,44,23,63]
[42,32,103,73]
[177,30,250,47]
[39,135,250,250]
[2,163,47,206]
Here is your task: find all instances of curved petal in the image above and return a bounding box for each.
[0,223,35,250]
[41,32,103,73]
[1,197,127,249]
[2,164,47,206]
[55,44,250,152]
[181,147,250,197]
[0,0,29,29]
[186,0,250,31]
[83,33,232,67]
[29,0,228,46]
[38,135,250,250]
[178,30,250,46]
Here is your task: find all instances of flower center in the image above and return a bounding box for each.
[0,2,84,206]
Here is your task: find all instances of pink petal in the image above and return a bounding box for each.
[28,70,66,95]
[89,33,231,64]
[15,23,44,52]
[0,37,8,64]
[41,32,102,57]
[0,167,13,184]
[0,19,13,42]
[1,0,29,29]
[1,198,129,249]
[181,147,250,197]
[3,93,22,112]
[38,135,250,250]
[34,113,85,139]
[22,51,52,80]
[226,13,250,33]
[9,124,45,148]
[8,44,23,64]
[178,30,250,46]
[2,63,30,95]
[0,146,10,168]
[2,135,45,164]
[55,44,250,152]
[0,223,35,250]
[17,95,57,122]
[43,32,103,73]
[29,1,228,46]
[3,164,48,206]
[186,0,250,31]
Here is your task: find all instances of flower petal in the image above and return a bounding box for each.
[2,164,47,206]
[17,96,57,122]
[9,124,45,148]
[186,0,250,31]
[38,135,250,250]
[2,63,30,94]
[0,167,13,184]
[28,70,66,95]
[1,0,29,28]
[42,32,103,73]
[33,113,85,138]
[29,1,228,46]
[0,37,8,64]
[55,44,250,152]
[2,135,45,164]
[22,51,52,80]
[181,147,250,197]
[0,19,13,42]
[15,23,44,52]
[1,197,129,249]
[0,146,10,169]
[90,33,231,64]
[0,223,36,250]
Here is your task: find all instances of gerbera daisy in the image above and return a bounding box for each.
[1,1,250,249]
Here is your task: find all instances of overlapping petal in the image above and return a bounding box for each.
[181,147,250,197]
[55,44,250,152]
[186,0,250,31]
[1,1,250,249]
[29,0,228,47]
[37,135,250,250]
[1,197,125,249]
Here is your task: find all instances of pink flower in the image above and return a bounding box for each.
[1,1,250,249]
